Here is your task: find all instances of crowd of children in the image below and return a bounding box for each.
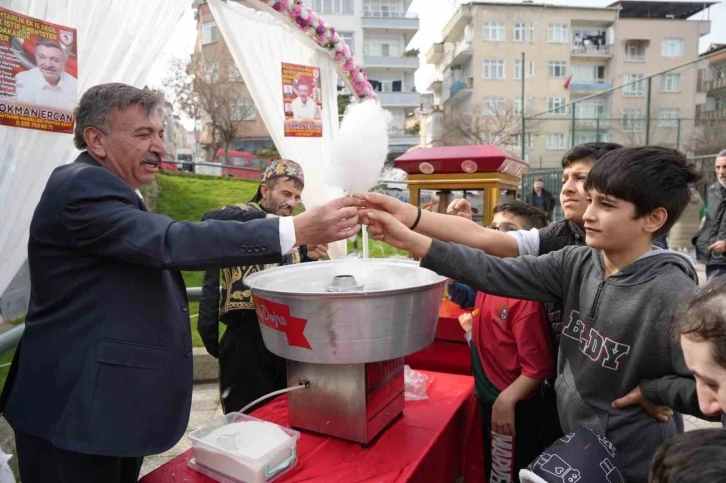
[356,143,726,483]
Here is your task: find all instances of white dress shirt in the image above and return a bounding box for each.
[291,96,318,120]
[14,68,78,111]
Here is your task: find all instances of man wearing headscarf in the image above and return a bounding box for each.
[198,160,327,412]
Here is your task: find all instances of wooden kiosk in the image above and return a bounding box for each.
[393,145,529,226]
[397,145,530,375]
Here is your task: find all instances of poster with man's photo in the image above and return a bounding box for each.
[0,7,78,134]
[281,62,322,137]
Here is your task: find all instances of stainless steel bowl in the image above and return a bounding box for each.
[244,258,446,364]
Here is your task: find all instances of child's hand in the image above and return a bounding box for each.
[492,394,516,436]
[361,209,433,258]
[611,386,673,423]
[459,313,473,332]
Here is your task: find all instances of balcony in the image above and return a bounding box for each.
[426,43,443,65]
[701,108,726,120]
[444,41,472,68]
[388,128,420,149]
[569,81,613,92]
[442,3,472,42]
[444,77,473,105]
[571,44,613,58]
[427,75,442,92]
[574,117,612,129]
[363,55,419,70]
[362,11,419,33]
[704,77,726,93]
[377,91,420,108]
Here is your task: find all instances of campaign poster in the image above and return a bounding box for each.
[0,8,78,134]
[282,62,322,138]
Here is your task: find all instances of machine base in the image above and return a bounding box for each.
[286,358,405,444]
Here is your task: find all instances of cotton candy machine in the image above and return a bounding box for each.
[245,259,446,444]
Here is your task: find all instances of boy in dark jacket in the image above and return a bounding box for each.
[361,147,705,483]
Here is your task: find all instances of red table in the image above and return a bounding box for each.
[140,371,484,483]
[406,300,472,376]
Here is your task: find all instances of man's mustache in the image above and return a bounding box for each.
[141,154,161,165]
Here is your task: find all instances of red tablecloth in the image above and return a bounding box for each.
[140,371,484,483]
[406,300,472,376]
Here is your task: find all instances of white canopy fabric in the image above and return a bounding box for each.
[0,0,189,296]
[208,0,347,259]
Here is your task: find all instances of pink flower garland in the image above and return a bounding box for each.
[259,0,376,100]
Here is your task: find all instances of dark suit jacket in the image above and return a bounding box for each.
[0,153,283,457]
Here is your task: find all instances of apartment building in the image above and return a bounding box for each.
[423,1,712,168]
[193,0,420,161]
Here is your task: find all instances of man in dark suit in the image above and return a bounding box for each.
[0,83,361,483]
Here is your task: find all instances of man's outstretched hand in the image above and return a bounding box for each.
[293,197,361,246]
[360,209,433,258]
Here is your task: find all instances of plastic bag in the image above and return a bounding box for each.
[404,365,431,401]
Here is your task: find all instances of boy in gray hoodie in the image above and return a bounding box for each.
[361,146,704,483]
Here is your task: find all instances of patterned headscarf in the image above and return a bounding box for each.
[252,159,305,202]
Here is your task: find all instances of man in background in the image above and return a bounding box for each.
[198,160,328,413]
[695,150,726,279]
[525,177,556,221]
[14,39,77,111]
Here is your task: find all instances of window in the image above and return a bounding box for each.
[512,133,534,149]
[548,24,568,43]
[575,132,610,144]
[622,109,642,132]
[231,99,257,121]
[571,65,606,83]
[513,97,535,116]
[625,41,646,61]
[202,21,218,44]
[660,73,681,92]
[574,99,606,125]
[203,61,220,83]
[228,64,242,81]
[483,22,506,41]
[484,97,506,115]
[514,22,535,42]
[364,41,400,57]
[622,74,644,97]
[657,108,680,127]
[546,133,567,150]
[482,60,505,80]
[314,0,353,14]
[661,38,684,58]
[548,97,567,115]
[548,61,567,78]
[514,60,535,80]
[339,31,354,54]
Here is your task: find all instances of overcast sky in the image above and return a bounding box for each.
[146,0,726,121]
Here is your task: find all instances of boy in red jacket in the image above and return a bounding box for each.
[456,201,554,483]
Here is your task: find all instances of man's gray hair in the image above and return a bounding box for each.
[718,149,726,158]
[73,84,163,150]
[35,38,65,56]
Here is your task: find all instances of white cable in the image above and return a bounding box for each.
[239,383,308,414]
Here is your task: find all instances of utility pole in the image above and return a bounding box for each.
[521,52,526,160]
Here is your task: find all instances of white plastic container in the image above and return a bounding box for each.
[188,412,300,483]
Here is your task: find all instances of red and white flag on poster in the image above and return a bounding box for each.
[564,74,573,89]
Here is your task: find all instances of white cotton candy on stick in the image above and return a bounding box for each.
[327,99,391,260]
[327,99,391,194]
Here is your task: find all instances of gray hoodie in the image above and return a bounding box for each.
[422,241,702,483]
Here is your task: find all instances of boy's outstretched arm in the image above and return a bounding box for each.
[363,209,565,303]
[359,193,520,258]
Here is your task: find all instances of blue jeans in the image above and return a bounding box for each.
[706,265,726,280]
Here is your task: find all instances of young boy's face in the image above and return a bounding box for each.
[582,190,649,251]
[560,160,593,226]
[490,211,527,232]
[681,335,726,417]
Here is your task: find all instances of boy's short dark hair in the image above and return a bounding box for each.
[560,142,623,169]
[583,146,701,237]
[494,201,549,230]
[649,429,726,483]
[675,276,726,367]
